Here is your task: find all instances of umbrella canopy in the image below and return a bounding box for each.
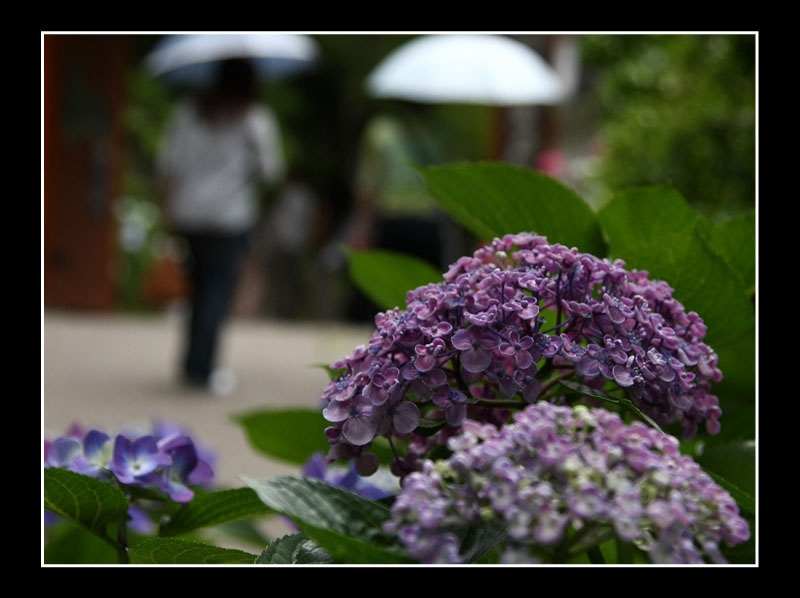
[144,33,319,85]
[366,34,567,106]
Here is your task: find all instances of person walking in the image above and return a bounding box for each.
[158,58,286,394]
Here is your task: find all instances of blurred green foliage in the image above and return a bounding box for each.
[115,34,492,315]
[263,34,492,230]
[580,34,756,222]
[116,46,179,311]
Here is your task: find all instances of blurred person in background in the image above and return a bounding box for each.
[157,58,286,395]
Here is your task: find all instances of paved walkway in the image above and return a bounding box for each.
[43,309,372,491]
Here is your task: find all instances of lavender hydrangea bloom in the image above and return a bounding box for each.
[45,436,83,469]
[384,402,750,564]
[321,233,724,476]
[44,423,215,504]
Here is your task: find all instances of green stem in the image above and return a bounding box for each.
[540,370,574,394]
[551,522,597,563]
[538,391,563,403]
[115,511,129,564]
[471,398,526,409]
[586,545,605,564]
[566,529,616,561]
[616,537,633,564]
[536,359,555,380]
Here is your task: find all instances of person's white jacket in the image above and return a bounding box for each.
[159,101,286,234]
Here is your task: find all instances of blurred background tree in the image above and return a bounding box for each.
[579,34,755,222]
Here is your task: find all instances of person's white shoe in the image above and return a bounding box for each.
[209,368,237,397]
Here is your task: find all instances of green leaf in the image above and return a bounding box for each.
[696,440,756,501]
[44,468,129,539]
[708,211,756,296]
[705,471,756,519]
[345,248,442,311]
[419,161,606,255]
[559,379,620,404]
[235,407,394,466]
[256,533,333,564]
[234,408,331,465]
[44,520,119,564]
[214,519,272,549]
[125,485,169,502]
[159,488,274,537]
[721,528,756,564]
[295,522,411,564]
[128,538,257,564]
[598,187,754,346]
[712,328,756,402]
[244,475,412,564]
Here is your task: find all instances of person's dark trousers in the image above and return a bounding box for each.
[181,231,249,385]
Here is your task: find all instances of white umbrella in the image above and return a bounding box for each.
[144,33,319,85]
[366,34,567,106]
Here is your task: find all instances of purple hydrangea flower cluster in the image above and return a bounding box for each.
[321,233,722,476]
[384,401,750,564]
[44,422,214,503]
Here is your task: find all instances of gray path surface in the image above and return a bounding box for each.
[43,310,373,544]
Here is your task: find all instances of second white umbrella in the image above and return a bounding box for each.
[366,34,567,106]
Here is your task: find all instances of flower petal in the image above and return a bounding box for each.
[515,350,533,370]
[392,401,421,434]
[612,365,635,387]
[322,400,351,423]
[461,348,492,373]
[342,416,378,446]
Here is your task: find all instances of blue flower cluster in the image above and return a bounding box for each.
[384,401,750,564]
[321,233,723,476]
[44,422,214,503]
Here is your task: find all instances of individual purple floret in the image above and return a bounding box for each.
[384,402,750,564]
[321,233,724,476]
[110,435,172,484]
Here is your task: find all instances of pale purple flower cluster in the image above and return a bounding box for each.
[44,422,214,503]
[322,233,722,475]
[384,401,750,564]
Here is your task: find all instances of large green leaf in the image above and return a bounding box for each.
[712,328,756,401]
[708,211,756,296]
[597,187,754,346]
[234,408,331,465]
[256,533,333,564]
[159,488,274,537]
[419,162,606,255]
[345,248,442,311]
[44,468,129,539]
[128,538,257,564]
[244,475,412,564]
[235,407,395,467]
